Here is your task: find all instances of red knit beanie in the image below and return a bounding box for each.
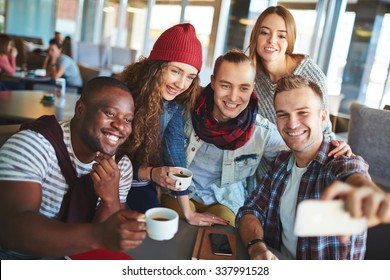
[148,23,202,72]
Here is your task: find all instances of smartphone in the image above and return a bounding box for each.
[294,199,367,237]
[209,233,232,256]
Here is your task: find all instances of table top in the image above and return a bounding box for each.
[11,72,52,82]
[3,72,52,83]
[0,90,79,123]
[127,219,287,260]
[128,220,248,260]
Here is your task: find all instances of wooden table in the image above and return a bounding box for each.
[1,72,53,90]
[0,90,79,123]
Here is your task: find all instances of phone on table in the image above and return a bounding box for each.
[209,233,232,256]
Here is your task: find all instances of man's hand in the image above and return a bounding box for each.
[249,243,278,260]
[96,210,147,252]
[91,153,120,205]
[322,181,390,228]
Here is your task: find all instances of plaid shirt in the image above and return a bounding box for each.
[236,138,369,259]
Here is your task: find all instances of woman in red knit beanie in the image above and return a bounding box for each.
[120,23,203,212]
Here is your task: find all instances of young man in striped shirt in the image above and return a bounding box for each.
[0,77,146,259]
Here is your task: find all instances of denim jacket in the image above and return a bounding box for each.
[182,113,287,214]
[161,101,187,167]
[133,101,186,183]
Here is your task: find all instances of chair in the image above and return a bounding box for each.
[110,47,138,73]
[348,102,390,190]
[77,64,108,86]
[348,102,390,259]
[76,42,109,68]
[13,37,28,68]
[0,124,21,147]
[328,94,344,133]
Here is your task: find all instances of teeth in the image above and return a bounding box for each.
[265,47,277,51]
[225,102,238,108]
[167,86,179,94]
[288,131,304,136]
[106,134,119,143]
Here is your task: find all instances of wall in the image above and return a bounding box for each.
[5,0,55,45]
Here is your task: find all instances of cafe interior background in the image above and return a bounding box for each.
[0,0,389,117]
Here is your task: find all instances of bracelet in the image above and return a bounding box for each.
[246,238,265,250]
[149,167,155,182]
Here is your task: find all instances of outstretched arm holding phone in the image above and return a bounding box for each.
[322,180,390,228]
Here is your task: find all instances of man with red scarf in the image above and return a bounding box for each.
[161,50,286,227]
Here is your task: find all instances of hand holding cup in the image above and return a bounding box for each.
[141,207,179,241]
[168,167,193,190]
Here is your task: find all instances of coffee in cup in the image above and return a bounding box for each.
[145,207,179,241]
[168,167,193,190]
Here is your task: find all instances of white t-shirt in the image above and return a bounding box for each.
[0,121,132,219]
[280,157,308,259]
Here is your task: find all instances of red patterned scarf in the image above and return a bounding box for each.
[191,84,258,150]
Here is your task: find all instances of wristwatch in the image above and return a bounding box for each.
[246,238,265,250]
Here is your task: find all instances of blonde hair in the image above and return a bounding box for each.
[213,49,255,78]
[274,74,325,108]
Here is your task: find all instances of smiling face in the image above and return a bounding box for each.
[76,86,134,157]
[275,86,327,162]
[161,62,198,101]
[211,60,255,122]
[256,13,289,64]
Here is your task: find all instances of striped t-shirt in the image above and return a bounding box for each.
[0,121,132,219]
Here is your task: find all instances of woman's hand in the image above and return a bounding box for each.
[150,166,189,191]
[185,210,229,227]
[10,47,18,58]
[329,140,354,158]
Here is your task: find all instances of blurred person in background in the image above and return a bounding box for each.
[0,33,18,75]
[43,39,82,88]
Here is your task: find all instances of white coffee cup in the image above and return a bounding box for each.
[54,78,66,108]
[34,69,46,77]
[145,207,179,241]
[168,167,193,190]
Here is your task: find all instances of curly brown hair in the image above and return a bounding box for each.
[119,57,200,166]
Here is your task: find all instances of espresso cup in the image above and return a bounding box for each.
[168,167,193,190]
[145,207,179,241]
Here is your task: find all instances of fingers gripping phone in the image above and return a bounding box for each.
[294,199,367,237]
[209,233,232,256]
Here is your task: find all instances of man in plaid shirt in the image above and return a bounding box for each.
[236,75,381,260]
